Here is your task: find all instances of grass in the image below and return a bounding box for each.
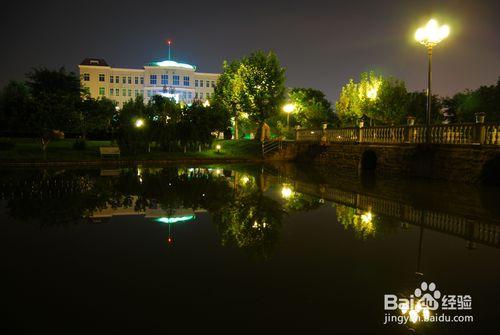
[0,138,262,162]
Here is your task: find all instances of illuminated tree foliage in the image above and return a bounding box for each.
[335,71,408,125]
[213,51,286,138]
[212,186,285,259]
[288,88,336,128]
[445,78,500,123]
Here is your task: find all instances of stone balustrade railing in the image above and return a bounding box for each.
[296,122,499,146]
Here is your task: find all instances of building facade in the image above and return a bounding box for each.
[78,58,219,107]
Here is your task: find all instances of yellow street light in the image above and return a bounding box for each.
[282,103,296,130]
[283,103,295,114]
[415,19,450,47]
[415,19,450,141]
[366,86,378,100]
[215,144,221,153]
[135,118,145,128]
[203,100,210,107]
[281,185,293,199]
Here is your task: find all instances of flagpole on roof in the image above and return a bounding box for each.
[166,39,172,60]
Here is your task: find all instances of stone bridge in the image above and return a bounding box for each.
[272,122,500,184]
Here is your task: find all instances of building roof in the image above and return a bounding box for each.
[80,58,109,66]
[146,59,196,71]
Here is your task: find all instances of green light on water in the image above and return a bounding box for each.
[155,215,195,224]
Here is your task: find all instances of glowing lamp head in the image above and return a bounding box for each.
[415,19,450,47]
[366,87,378,100]
[283,103,296,114]
[215,144,221,151]
[360,211,373,224]
[135,119,145,128]
[281,186,293,199]
[203,100,210,107]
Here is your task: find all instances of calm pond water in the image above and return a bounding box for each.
[1,164,499,334]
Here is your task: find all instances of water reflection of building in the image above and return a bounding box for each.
[90,196,204,223]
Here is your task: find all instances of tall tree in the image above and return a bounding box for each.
[213,51,286,139]
[448,78,500,123]
[289,88,336,128]
[336,71,409,126]
[236,51,286,130]
[0,81,33,133]
[26,68,84,150]
[371,77,408,125]
[78,97,116,138]
[406,91,443,124]
[213,60,242,139]
[335,79,363,126]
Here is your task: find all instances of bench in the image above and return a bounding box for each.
[99,146,121,158]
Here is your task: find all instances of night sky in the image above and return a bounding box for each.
[1,0,499,101]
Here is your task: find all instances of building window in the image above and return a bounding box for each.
[211,81,215,88]
[83,73,90,81]
[206,93,210,98]
[135,77,138,84]
[206,80,210,88]
[115,76,119,83]
[122,89,126,96]
[140,77,144,84]
[161,74,168,85]
[110,76,114,83]
[199,80,204,87]
[99,74,105,82]
[195,92,198,99]
[188,92,192,99]
[122,76,126,84]
[172,75,179,86]
[150,75,157,85]
[128,77,131,84]
[199,92,203,99]
[183,76,190,86]
[195,79,199,87]
[116,89,119,96]
[135,89,139,97]
[147,90,152,97]
[99,87,105,95]
[128,89,131,96]
[110,88,114,95]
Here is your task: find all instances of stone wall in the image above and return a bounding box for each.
[289,142,500,184]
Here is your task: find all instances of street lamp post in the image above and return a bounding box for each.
[415,19,450,142]
[283,103,296,132]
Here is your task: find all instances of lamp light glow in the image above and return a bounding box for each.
[281,185,293,199]
[154,60,196,70]
[155,215,196,224]
[415,19,450,47]
[135,119,145,128]
[283,103,296,114]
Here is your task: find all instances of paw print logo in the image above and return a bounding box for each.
[414,282,441,310]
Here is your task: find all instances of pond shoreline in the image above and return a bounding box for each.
[0,157,265,167]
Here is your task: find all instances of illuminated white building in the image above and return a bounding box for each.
[78,56,219,106]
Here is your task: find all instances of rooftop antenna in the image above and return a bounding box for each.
[165,39,172,60]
